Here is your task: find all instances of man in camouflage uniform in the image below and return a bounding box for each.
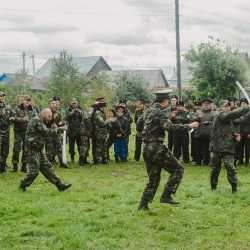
[209,100,250,194]
[171,101,190,164]
[66,98,83,163]
[0,91,15,173]
[134,99,147,161]
[45,98,70,168]
[165,95,178,151]
[93,102,116,164]
[238,98,250,166]
[19,108,72,192]
[118,100,133,156]
[78,109,93,166]
[137,90,198,210]
[10,95,37,173]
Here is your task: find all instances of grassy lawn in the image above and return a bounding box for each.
[1,125,250,249]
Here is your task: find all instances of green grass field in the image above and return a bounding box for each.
[1,125,250,249]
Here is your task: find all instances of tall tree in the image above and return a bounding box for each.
[184,37,247,101]
[43,49,90,108]
[111,70,154,104]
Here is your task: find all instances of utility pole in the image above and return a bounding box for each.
[31,55,35,85]
[22,52,26,72]
[175,0,182,100]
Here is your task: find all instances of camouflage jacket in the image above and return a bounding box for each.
[134,108,144,124]
[93,109,111,139]
[66,105,83,137]
[0,103,15,130]
[170,110,190,134]
[46,109,63,128]
[79,112,93,137]
[25,114,59,152]
[191,108,214,138]
[123,107,133,135]
[12,103,37,134]
[136,104,190,143]
[209,106,250,153]
[56,107,67,123]
[230,106,242,134]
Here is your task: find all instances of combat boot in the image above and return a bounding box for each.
[19,182,27,192]
[55,181,72,192]
[59,159,71,168]
[115,157,119,163]
[160,188,180,204]
[211,184,217,190]
[231,183,237,194]
[138,197,149,210]
[21,163,27,173]
[70,155,74,163]
[84,158,90,164]
[10,163,18,172]
[121,157,127,162]
[237,157,244,165]
[102,158,108,164]
[245,158,249,166]
[79,156,86,166]
[94,159,100,165]
[0,163,6,173]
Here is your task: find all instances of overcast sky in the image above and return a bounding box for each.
[0,0,249,79]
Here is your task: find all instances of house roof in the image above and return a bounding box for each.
[35,56,112,79]
[100,69,169,89]
[0,73,45,90]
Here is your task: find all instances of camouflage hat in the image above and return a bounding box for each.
[0,91,5,96]
[219,100,230,107]
[71,98,77,103]
[24,95,31,100]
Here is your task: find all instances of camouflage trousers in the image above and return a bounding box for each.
[12,132,27,164]
[79,135,90,158]
[45,135,62,162]
[93,139,107,160]
[0,128,10,163]
[68,135,81,156]
[21,150,60,187]
[210,151,237,186]
[142,143,184,202]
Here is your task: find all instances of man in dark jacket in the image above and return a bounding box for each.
[209,99,250,194]
[113,106,128,162]
[19,108,72,192]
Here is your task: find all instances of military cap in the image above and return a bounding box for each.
[115,105,125,112]
[95,97,104,102]
[194,101,202,106]
[0,91,5,96]
[98,101,106,108]
[202,99,212,104]
[154,89,173,99]
[53,96,60,101]
[24,95,31,100]
[139,99,146,104]
[219,100,230,106]
[227,96,237,102]
[70,98,77,103]
[240,98,249,105]
[176,101,184,106]
[119,99,126,104]
[170,94,178,100]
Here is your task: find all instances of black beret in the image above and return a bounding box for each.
[240,98,249,104]
[52,96,60,101]
[194,101,202,106]
[227,96,237,102]
[98,102,106,108]
[202,99,212,104]
[119,99,126,104]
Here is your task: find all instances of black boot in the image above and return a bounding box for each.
[231,183,237,194]
[59,159,71,168]
[10,163,18,172]
[21,163,27,173]
[84,158,90,164]
[70,155,74,163]
[102,158,108,164]
[79,156,86,166]
[138,197,149,210]
[160,188,180,204]
[211,184,217,190]
[19,182,27,192]
[121,157,127,162]
[115,157,119,163]
[238,157,244,165]
[55,181,72,192]
[0,163,6,173]
[245,158,249,166]
[94,159,100,165]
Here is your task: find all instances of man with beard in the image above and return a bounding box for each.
[19,108,72,192]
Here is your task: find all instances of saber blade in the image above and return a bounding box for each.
[236,81,250,104]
